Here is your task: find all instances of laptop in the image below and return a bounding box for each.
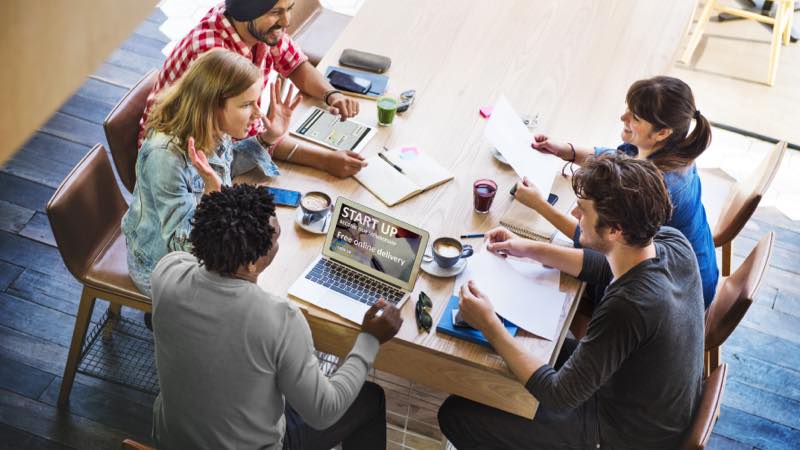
[289,197,429,324]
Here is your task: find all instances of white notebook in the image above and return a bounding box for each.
[500,172,576,242]
[355,146,453,206]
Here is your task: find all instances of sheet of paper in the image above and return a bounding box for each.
[454,246,565,340]
[484,95,562,193]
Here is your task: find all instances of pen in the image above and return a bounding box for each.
[378,152,404,173]
[460,233,485,239]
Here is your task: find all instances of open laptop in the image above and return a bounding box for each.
[289,197,429,324]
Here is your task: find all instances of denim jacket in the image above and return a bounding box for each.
[122,131,279,295]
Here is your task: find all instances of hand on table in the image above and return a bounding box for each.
[484,227,530,258]
[361,298,403,344]
[187,137,222,193]
[327,92,360,120]
[325,150,368,178]
[458,280,501,332]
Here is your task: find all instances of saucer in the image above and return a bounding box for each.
[420,255,468,278]
[491,147,509,165]
[295,207,332,235]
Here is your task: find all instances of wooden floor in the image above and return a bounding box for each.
[1,8,799,450]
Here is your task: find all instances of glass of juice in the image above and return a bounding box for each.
[377,95,399,126]
[473,179,498,214]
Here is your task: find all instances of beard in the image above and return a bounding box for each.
[248,21,283,46]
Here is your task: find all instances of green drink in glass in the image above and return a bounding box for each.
[377,95,399,126]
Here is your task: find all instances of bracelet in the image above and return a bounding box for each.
[286,143,299,161]
[567,142,576,162]
[323,89,341,106]
[256,133,285,155]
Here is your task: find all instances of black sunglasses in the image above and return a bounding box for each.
[415,291,433,333]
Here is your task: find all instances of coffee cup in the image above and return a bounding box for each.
[425,237,474,269]
[300,191,332,225]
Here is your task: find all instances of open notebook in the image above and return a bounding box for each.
[500,172,576,242]
[354,146,453,206]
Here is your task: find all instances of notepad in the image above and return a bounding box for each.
[500,172,576,242]
[355,146,453,206]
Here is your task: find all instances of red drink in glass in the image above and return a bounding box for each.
[473,179,497,214]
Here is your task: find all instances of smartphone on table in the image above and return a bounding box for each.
[266,187,302,207]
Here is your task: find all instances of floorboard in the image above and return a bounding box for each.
[0,355,55,401]
[0,231,70,279]
[0,422,74,450]
[19,212,57,247]
[0,173,55,212]
[0,200,34,234]
[0,260,23,292]
[713,405,800,450]
[92,63,147,90]
[40,112,108,149]
[59,95,114,126]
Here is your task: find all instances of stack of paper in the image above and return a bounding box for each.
[454,246,565,340]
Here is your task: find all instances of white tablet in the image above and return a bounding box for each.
[291,107,376,153]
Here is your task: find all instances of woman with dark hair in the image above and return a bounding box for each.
[515,76,718,307]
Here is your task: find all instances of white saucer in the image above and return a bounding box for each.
[420,255,468,277]
[491,147,509,165]
[295,207,332,235]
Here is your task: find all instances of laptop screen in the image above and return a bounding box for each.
[323,198,429,289]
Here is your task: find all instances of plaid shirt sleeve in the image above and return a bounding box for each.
[271,34,308,77]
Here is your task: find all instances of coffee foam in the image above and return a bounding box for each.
[301,193,330,211]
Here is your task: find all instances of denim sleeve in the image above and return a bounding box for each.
[231,137,280,178]
[146,151,197,252]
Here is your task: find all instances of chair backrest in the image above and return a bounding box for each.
[705,232,775,350]
[713,141,786,247]
[121,439,154,450]
[47,144,128,283]
[103,70,158,193]
[680,363,728,450]
[288,0,322,36]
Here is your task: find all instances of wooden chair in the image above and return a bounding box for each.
[680,0,795,85]
[679,363,729,450]
[103,69,158,194]
[704,232,774,377]
[121,439,154,450]
[47,144,151,406]
[708,141,786,276]
[289,0,352,67]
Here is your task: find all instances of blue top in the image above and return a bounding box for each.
[122,131,280,296]
[573,144,718,307]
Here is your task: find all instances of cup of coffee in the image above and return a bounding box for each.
[473,179,497,214]
[300,191,332,225]
[427,237,474,269]
[377,95,399,126]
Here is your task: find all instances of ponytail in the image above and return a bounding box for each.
[626,76,712,173]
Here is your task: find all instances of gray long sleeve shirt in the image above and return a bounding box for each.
[150,252,380,450]
[526,227,704,449]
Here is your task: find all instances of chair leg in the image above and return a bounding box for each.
[721,241,732,277]
[103,302,123,339]
[782,1,794,45]
[58,287,97,406]
[708,347,721,375]
[680,0,718,64]
[768,1,787,86]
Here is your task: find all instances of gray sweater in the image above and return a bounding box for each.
[150,252,380,450]
[526,227,704,449]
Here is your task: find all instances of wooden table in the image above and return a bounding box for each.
[249,0,695,418]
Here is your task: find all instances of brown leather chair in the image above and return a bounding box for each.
[290,0,352,66]
[121,439,154,450]
[103,69,158,193]
[679,363,728,450]
[704,232,774,376]
[710,141,786,276]
[47,144,151,406]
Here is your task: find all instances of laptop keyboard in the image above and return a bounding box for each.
[305,259,405,306]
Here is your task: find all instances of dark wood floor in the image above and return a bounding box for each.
[1,7,799,450]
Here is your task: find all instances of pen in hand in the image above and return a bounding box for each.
[378,152,404,173]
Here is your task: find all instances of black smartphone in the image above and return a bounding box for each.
[266,187,302,207]
[452,309,473,329]
[509,184,559,205]
[327,70,372,94]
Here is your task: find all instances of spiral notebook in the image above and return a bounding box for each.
[500,173,576,242]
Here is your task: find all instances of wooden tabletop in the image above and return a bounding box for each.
[247,0,696,418]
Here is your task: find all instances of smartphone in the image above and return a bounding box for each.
[266,187,301,207]
[509,184,559,205]
[451,309,473,329]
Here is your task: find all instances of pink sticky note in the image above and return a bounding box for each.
[479,106,493,118]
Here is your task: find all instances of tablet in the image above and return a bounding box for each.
[291,107,376,153]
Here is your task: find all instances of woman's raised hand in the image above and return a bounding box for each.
[187,137,221,193]
[261,77,303,143]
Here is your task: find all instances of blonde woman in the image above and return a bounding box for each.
[122,48,300,296]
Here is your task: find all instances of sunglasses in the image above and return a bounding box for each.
[415,291,433,333]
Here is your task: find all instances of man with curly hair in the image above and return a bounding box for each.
[150,184,402,450]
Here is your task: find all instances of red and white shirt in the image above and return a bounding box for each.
[138,2,307,147]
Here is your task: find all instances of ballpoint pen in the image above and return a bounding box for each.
[378,152,404,173]
[460,233,485,239]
